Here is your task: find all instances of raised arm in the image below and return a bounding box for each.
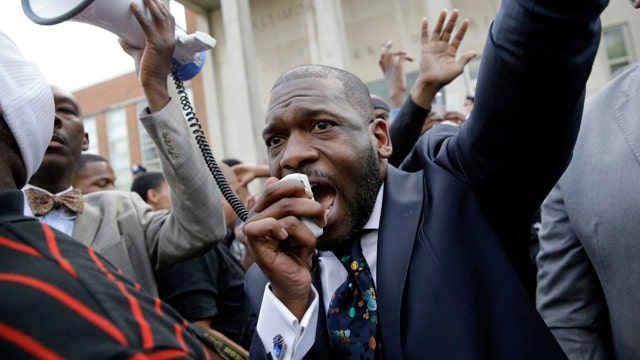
[389,10,476,166]
[120,0,226,268]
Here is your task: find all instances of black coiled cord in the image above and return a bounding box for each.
[170,68,249,222]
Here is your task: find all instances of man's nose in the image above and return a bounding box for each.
[279,132,319,171]
[53,113,62,128]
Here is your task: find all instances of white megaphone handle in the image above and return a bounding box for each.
[281,173,324,238]
[173,30,217,65]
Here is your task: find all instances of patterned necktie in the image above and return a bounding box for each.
[327,236,382,359]
[25,188,84,216]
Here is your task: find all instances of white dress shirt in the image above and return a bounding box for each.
[257,185,384,360]
[22,184,78,236]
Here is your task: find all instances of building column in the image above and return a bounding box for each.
[423,0,454,23]
[217,0,263,165]
[310,0,351,70]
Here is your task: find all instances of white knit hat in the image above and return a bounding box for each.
[0,31,54,184]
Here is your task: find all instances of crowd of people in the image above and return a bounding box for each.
[1,0,638,359]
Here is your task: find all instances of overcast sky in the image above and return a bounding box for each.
[0,1,186,92]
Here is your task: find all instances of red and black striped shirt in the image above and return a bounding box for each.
[0,190,208,359]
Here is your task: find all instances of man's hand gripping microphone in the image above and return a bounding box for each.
[281,173,323,238]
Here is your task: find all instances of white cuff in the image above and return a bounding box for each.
[257,283,319,360]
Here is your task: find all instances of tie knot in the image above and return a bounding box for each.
[25,188,84,217]
[335,234,369,274]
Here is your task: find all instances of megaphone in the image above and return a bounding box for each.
[22,0,217,81]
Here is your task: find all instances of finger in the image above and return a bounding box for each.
[420,17,429,45]
[245,195,257,210]
[450,18,469,49]
[381,40,392,54]
[379,41,392,67]
[430,10,447,42]
[143,0,160,18]
[138,0,172,37]
[441,9,459,43]
[252,196,323,228]
[631,0,640,8]
[244,217,289,245]
[252,176,317,215]
[277,216,317,269]
[148,0,171,25]
[457,51,478,67]
[264,177,279,187]
[130,0,151,29]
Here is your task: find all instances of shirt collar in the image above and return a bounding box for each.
[21,184,77,218]
[362,183,384,231]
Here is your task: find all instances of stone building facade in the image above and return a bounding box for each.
[74,0,639,191]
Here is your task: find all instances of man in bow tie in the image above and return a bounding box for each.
[21,6,227,297]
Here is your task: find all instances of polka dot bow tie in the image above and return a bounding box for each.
[25,188,84,216]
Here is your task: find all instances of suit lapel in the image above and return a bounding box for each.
[73,201,101,248]
[613,68,640,167]
[376,166,423,357]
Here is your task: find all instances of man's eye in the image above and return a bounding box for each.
[266,136,282,147]
[57,108,77,116]
[313,121,333,131]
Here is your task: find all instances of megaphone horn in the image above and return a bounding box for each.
[21,0,217,81]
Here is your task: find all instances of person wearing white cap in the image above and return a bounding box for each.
[0,26,219,358]
[0,32,54,187]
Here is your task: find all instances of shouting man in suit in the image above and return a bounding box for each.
[242,0,607,358]
[22,0,227,297]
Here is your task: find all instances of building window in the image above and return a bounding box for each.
[603,24,634,75]
[170,0,187,30]
[136,101,161,172]
[83,115,99,155]
[106,108,131,191]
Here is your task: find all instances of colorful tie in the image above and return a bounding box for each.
[25,188,84,216]
[327,236,382,359]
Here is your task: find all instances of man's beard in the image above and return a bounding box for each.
[317,148,383,251]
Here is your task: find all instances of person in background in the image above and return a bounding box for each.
[370,94,392,124]
[134,167,254,356]
[0,25,215,360]
[535,60,640,359]
[464,95,475,118]
[221,158,259,265]
[72,153,116,194]
[243,1,604,358]
[21,0,227,297]
[378,39,413,118]
[131,163,147,179]
[130,171,172,211]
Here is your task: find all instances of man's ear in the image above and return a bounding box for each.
[82,132,90,151]
[146,188,158,206]
[371,119,392,159]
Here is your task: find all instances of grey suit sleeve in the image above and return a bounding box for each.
[536,183,609,360]
[138,98,227,269]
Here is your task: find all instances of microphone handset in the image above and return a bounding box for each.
[281,173,324,238]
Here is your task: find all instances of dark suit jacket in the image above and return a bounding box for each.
[245,0,606,358]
